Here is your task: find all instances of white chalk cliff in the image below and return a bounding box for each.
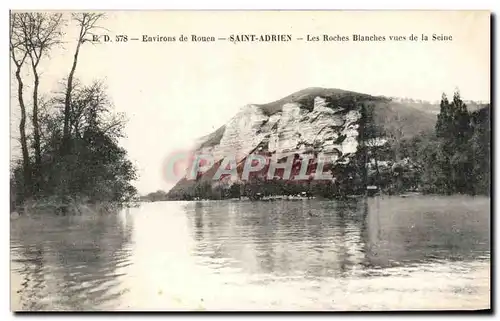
[198,96,361,165]
[167,87,441,196]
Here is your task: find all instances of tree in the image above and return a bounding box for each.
[46,81,137,203]
[385,112,407,162]
[10,12,138,213]
[145,190,168,202]
[10,13,32,199]
[436,93,452,140]
[415,91,481,194]
[228,183,242,199]
[62,13,105,155]
[436,91,472,193]
[469,106,490,195]
[359,102,385,190]
[16,13,64,193]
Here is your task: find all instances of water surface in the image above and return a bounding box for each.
[10,196,490,311]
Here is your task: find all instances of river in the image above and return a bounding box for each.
[10,195,490,311]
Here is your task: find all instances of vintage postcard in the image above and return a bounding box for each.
[10,10,491,311]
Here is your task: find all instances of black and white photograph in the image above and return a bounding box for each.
[9,10,491,311]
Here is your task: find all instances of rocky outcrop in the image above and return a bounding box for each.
[167,87,439,198]
[197,93,365,167]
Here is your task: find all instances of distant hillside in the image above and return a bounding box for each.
[167,87,489,199]
[194,87,444,151]
[255,87,379,116]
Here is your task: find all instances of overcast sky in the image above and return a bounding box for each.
[10,10,490,194]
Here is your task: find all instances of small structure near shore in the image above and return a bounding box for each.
[366,185,378,197]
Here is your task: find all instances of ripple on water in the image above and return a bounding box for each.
[11,197,490,311]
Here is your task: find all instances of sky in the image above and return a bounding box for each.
[10,10,491,194]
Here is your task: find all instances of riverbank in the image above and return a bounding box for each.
[153,192,430,203]
[10,196,134,218]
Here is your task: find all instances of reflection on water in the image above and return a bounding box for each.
[11,196,490,311]
[11,211,133,311]
[188,199,368,278]
[187,197,489,277]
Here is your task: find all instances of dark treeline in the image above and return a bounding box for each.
[161,91,490,202]
[359,90,490,196]
[10,13,138,213]
[417,92,490,195]
[361,91,490,196]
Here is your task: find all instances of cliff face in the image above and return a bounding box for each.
[167,87,439,198]
[199,95,362,166]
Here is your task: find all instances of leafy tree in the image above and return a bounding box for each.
[228,183,242,199]
[469,106,491,195]
[10,12,138,212]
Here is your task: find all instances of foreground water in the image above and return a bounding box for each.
[10,196,490,311]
